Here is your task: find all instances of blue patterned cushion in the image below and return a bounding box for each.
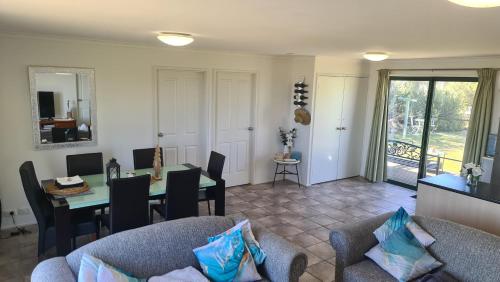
[78,253,143,282]
[374,207,435,247]
[193,228,261,282]
[209,219,267,265]
[366,226,442,281]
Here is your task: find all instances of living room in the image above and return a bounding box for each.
[1,1,499,281]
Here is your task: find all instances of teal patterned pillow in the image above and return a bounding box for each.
[366,226,442,281]
[374,207,435,247]
[209,219,266,265]
[193,228,261,282]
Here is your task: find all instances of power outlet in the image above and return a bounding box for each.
[17,208,31,216]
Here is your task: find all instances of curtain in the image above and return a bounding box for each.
[462,68,497,165]
[365,69,390,182]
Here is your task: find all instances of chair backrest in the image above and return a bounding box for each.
[207,151,225,180]
[66,153,103,176]
[109,175,150,234]
[19,161,52,228]
[133,147,163,170]
[166,167,201,221]
[51,128,67,143]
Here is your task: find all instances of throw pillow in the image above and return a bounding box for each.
[366,226,442,281]
[209,219,266,265]
[78,253,143,282]
[374,207,436,247]
[193,228,262,282]
[148,266,209,282]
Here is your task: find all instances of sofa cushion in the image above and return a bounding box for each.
[66,216,235,278]
[413,216,500,282]
[343,260,396,282]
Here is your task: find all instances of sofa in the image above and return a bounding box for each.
[330,212,500,282]
[32,216,307,282]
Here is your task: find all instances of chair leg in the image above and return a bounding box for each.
[72,237,76,250]
[149,206,154,224]
[207,200,211,216]
[272,163,279,187]
[296,164,301,188]
[37,228,45,257]
[96,219,100,239]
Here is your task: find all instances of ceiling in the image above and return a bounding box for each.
[1,0,500,59]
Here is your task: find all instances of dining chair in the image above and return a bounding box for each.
[199,151,225,215]
[19,161,99,257]
[150,167,201,222]
[100,175,150,234]
[133,147,163,170]
[51,128,67,143]
[66,152,105,220]
[66,152,104,177]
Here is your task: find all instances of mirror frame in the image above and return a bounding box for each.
[28,66,98,150]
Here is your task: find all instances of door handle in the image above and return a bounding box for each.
[248,127,254,131]
[158,132,164,138]
[336,127,342,130]
[341,127,347,130]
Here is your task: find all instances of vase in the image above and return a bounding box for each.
[466,174,473,186]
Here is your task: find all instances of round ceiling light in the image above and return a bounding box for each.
[157,32,194,46]
[363,52,389,61]
[448,0,500,7]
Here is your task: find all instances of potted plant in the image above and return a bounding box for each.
[279,127,297,158]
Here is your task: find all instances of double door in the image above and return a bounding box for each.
[310,76,367,184]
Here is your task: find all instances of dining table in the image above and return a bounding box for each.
[41,163,225,256]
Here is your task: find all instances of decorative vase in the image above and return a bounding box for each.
[466,174,473,186]
[472,176,480,187]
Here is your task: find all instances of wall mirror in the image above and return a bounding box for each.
[28,66,97,150]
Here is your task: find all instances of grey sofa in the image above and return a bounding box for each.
[32,216,307,282]
[330,212,500,282]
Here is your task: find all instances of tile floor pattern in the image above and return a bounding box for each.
[0,177,416,282]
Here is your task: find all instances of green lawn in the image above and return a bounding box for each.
[390,130,466,175]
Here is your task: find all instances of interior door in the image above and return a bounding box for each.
[310,76,344,184]
[157,69,206,167]
[215,72,254,187]
[337,77,368,179]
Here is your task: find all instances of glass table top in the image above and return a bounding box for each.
[63,164,216,210]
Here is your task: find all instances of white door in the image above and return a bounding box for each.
[337,77,368,179]
[215,72,254,187]
[310,76,345,184]
[157,69,206,167]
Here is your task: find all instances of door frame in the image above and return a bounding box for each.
[213,69,258,185]
[152,66,210,166]
[387,76,478,189]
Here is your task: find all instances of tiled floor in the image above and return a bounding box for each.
[0,177,416,282]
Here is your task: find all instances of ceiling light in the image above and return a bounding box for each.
[448,0,500,8]
[363,52,389,61]
[157,32,194,46]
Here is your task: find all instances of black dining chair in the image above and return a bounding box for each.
[199,151,225,215]
[51,128,67,143]
[66,152,105,220]
[19,161,99,257]
[150,167,201,222]
[66,153,104,177]
[133,147,163,170]
[100,175,150,234]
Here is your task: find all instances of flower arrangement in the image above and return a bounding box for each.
[279,127,297,147]
[462,163,483,186]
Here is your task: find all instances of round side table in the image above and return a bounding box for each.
[272,159,301,188]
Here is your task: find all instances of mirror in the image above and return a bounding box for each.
[28,66,97,150]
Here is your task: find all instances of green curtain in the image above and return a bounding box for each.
[365,69,390,182]
[462,68,497,165]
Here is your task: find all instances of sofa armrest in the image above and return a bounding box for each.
[230,215,307,282]
[329,212,393,282]
[253,225,308,282]
[31,257,76,282]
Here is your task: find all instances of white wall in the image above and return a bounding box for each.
[361,56,500,177]
[0,34,291,228]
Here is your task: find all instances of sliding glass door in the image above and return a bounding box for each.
[386,77,478,188]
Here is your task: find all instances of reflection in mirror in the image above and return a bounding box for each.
[29,67,97,150]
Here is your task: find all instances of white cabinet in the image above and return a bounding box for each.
[310,75,367,184]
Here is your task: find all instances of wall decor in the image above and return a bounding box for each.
[293,79,311,125]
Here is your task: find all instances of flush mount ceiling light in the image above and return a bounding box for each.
[157,32,194,46]
[363,52,389,61]
[448,0,500,7]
